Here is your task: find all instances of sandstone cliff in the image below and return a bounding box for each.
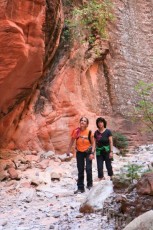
[0,0,152,152]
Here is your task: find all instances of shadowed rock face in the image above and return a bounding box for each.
[0,0,152,152]
[0,0,45,115]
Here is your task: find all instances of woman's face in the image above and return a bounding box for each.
[98,121,104,129]
[80,117,88,128]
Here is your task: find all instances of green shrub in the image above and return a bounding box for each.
[112,131,128,150]
[61,24,71,42]
[123,163,143,183]
[68,0,114,43]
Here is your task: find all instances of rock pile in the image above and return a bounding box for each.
[0,144,153,229]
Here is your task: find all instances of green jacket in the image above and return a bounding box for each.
[96,145,110,156]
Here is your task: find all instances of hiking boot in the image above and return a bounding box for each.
[74,189,85,194]
[86,185,92,190]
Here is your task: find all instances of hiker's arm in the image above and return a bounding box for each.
[89,135,95,160]
[66,138,75,156]
[109,135,113,159]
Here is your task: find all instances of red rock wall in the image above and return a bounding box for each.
[0,0,45,115]
[0,0,152,152]
[0,0,46,148]
[0,0,64,150]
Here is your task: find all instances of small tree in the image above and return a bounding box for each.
[134,81,153,132]
[123,163,143,183]
[67,0,114,43]
[113,131,128,150]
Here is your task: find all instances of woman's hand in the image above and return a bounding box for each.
[89,154,94,160]
[109,151,113,159]
[109,136,113,159]
[66,138,75,157]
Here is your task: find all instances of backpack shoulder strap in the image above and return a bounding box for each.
[88,130,92,144]
[94,130,99,140]
[75,127,81,139]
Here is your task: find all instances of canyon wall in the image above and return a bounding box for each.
[0,0,152,153]
[0,0,45,147]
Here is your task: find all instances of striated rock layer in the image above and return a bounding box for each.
[0,0,153,152]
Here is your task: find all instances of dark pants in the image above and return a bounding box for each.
[76,151,93,190]
[96,152,113,178]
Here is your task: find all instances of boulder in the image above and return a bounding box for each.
[19,188,36,203]
[25,155,40,163]
[123,210,153,230]
[137,172,153,195]
[7,168,19,180]
[0,170,9,181]
[36,159,50,169]
[80,180,113,213]
[51,172,61,181]
[58,153,73,162]
[40,151,55,159]
[113,176,131,190]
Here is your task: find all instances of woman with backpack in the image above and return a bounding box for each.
[93,117,113,181]
[66,117,94,194]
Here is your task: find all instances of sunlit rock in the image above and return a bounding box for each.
[123,210,153,230]
[19,188,36,203]
[80,180,113,213]
[58,153,73,162]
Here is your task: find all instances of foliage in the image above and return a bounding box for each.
[134,81,153,132]
[113,131,128,150]
[61,24,71,42]
[67,0,114,43]
[63,0,73,7]
[123,163,143,183]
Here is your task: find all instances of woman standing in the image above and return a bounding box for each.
[67,117,94,194]
[93,117,113,180]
